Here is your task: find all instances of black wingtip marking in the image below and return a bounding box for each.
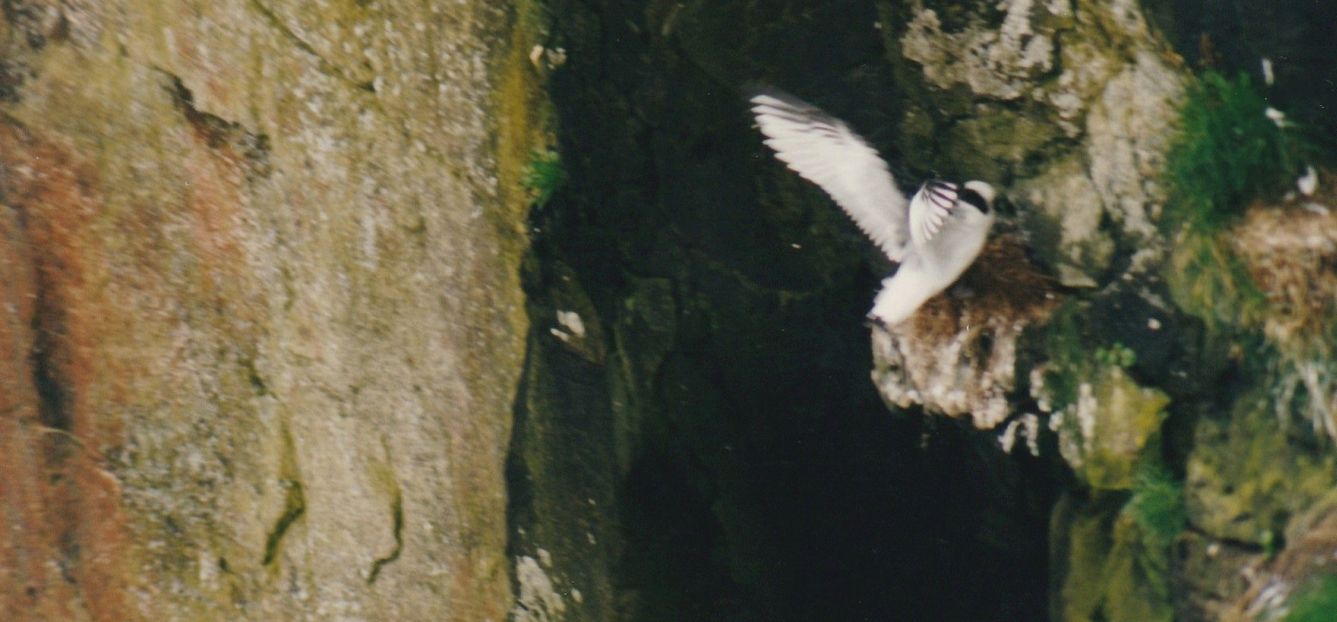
[924,179,959,209]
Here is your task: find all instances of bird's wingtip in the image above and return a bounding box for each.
[740,82,780,102]
[741,85,812,110]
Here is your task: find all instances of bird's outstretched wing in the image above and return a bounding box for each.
[908,179,958,246]
[748,90,911,262]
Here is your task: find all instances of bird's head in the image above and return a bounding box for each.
[961,180,997,215]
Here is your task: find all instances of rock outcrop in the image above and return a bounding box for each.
[871,0,1184,431]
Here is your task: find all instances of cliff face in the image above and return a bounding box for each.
[1,1,538,619]
[5,0,1335,621]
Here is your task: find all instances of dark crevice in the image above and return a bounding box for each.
[245,0,377,93]
[262,422,306,566]
[366,486,404,584]
[29,329,69,431]
[509,1,1057,619]
[502,340,535,572]
[4,119,72,437]
[164,74,273,177]
[260,478,305,566]
[1179,525,1267,554]
[24,230,72,438]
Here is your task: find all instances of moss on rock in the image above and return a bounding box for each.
[1186,390,1337,545]
[1031,301,1171,490]
[1045,364,1170,490]
[1050,492,1174,622]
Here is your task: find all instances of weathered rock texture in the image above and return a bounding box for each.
[867,1,1337,621]
[871,0,1184,431]
[1,1,541,619]
[1170,185,1337,622]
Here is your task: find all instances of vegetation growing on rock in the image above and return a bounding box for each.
[1128,462,1185,547]
[1164,72,1317,230]
[1285,575,1337,622]
[521,148,567,208]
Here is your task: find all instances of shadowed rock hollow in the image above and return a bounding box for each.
[508,1,1055,620]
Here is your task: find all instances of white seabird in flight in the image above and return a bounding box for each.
[748,90,997,326]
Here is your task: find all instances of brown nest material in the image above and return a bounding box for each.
[872,229,1063,428]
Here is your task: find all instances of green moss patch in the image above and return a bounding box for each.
[1163,72,1314,231]
[1050,493,1174,622]
[1128,462,1186,547]
[1165,228,1268,334]
[521,148,566,208]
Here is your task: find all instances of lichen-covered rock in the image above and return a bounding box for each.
[1162,186,1337,619]
[1167,166,1337,616]
[866,0,1186,441]
[1186,392,1337,546]
[899,0,1062,102]
[1040,364,1170,490]
[1231,194,1337,439]
[1013,155,1114,287]
[1,1,539,619]
[885,0,1184,287]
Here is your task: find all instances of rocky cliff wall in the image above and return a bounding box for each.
[1,1,541,619]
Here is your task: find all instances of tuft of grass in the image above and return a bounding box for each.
[521,148,566,207]
[1163,72,1315,230]
[1285,574,1337,622]
[1128,462,1186,546]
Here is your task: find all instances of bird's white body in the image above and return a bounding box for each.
[869,187,994,324]
[748,91,997,326]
